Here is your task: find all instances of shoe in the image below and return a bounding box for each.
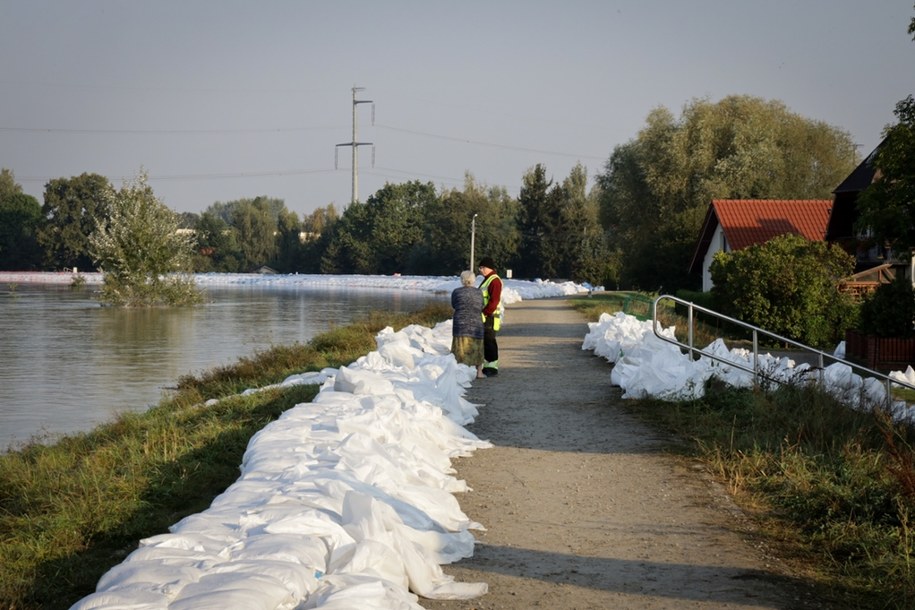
[482,367,498,377]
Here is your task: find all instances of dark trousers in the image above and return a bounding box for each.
[483,316,499,367]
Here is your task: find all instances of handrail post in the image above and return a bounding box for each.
[688,303,695,359]
[753,329,759,385]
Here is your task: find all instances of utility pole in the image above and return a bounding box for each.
[335,86,374,206]
[470,213,478,273]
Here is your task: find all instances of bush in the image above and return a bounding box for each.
[710,234,858,348]
[859,273,915,337]
[675,289,714,310]
[89,172,202,307]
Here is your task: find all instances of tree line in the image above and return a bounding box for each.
[0,95,863,289]
[0,162,615,284]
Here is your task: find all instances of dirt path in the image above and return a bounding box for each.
[422,298,824,610]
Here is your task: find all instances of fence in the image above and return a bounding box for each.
[651,294,915,409]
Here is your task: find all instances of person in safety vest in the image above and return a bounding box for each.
[477,257,503,377]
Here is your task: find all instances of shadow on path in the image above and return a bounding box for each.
[422,298,840,609]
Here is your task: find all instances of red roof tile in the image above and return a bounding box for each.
[713,199,832,251]
[689,199,833,274]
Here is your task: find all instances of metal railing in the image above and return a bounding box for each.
[651,294,915,408]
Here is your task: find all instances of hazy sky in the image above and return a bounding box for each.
[2,1,913,217]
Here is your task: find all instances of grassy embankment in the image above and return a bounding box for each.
[573,292,915,608]
[0,302,452,610]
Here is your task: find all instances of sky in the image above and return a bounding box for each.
[2,1,913,219]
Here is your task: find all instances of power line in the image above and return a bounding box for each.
[375,123,605,160]
[17,168,338,184]
[367,166,465,185]
[0,125,343,135]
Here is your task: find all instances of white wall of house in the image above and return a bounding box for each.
[701,224,729,292]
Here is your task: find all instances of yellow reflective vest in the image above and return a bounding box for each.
[480,273,503,332]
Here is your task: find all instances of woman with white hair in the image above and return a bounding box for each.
[451,269,485,379]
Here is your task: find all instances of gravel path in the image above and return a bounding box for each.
[422,298,824,610]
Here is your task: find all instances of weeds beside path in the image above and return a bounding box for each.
[423,298,828,610]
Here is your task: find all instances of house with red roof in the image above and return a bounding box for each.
[689,199,833,292]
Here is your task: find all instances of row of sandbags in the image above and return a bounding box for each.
[73,320,490,609]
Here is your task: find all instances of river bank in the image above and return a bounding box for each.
[1,303,456,609]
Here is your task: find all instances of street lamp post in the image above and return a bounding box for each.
[469,213,478,273]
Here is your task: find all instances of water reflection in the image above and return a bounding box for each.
[0,284,444,449]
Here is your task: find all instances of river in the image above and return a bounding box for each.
[0,282,445,450]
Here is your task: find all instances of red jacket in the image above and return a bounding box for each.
[480,271,502,317]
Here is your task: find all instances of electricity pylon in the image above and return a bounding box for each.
[335,86,374,206]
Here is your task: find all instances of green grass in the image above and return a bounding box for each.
[632,383,915,608]
[570,290,656,321]
[575,294,915,608]
[0,302,452,610]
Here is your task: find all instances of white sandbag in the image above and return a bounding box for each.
[337,492,487,600]
[229,533,330,570]
[334,366,395,395]
[303,576,423,610]
[890,365,915,387]
[69,588,169,610]
[168,571,294,610]
[206,560,321,601]
[94,561,201,595]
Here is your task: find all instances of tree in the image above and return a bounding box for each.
[272,207,301,273]
[206,197,285,226]
[0,168,22,200]
[231,197,278,271]
[0,192,43,270]
[320,202,373,273]
[513,163,609,283]
[556,164,610,284]
[321,181,436,274]
[193,210,241,272]
[298,204,339,273]
[365,181,435,274]
[176,211,199,229]
[38,173,113,271]
[195,196,286,271]
[415,174,518,276]
[0,169,43,270]
[302,204,338,237]
[515,165,554,278]
[858,272,915,338]
[710,234,857,348]
[88,173,201,307]
[597,95,858,291]
[413,180,476,275]
[856,95,915,258]
[468,180,519,278]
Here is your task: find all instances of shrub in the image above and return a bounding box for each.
[710,234,858,348]
[89,171,202,307]
[859,272,915,337]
